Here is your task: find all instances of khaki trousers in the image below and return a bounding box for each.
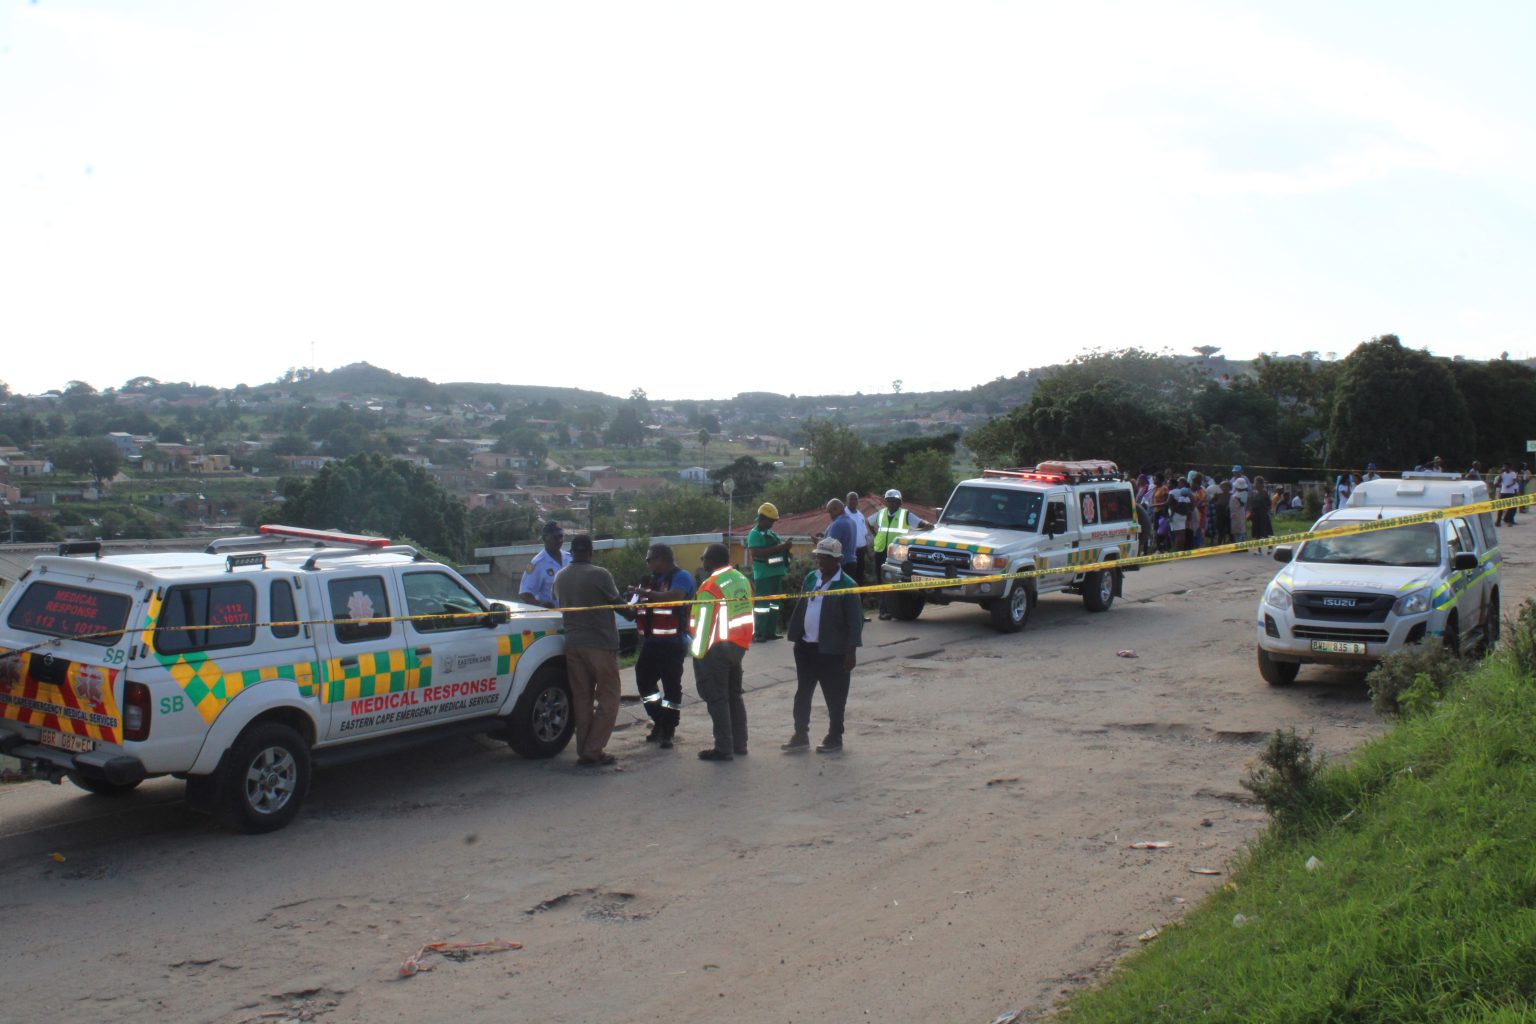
[566,646,621,759]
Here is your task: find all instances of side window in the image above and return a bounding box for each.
[158,582,257,654]
[270,580,299,639]
[1045,499,1067,534]
[328,576,392,644]
[403,572,486,633]
[1477,512,1499,550]
[1452,519,1476,557]
[1097,488,1134,524]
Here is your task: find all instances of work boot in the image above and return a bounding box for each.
[697,749,734,762]
[816,735,843,754]
[659,727,675,750]
[644,724,661,743]
[781,732,810,752]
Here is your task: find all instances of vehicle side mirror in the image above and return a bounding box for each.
[485,606,511,627]
[1272,546,1293,563]
[1453,552,1479,572]
[1047,509,1068,536]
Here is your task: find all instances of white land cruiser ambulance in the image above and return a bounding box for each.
[0,526,573,832]
[879,461,1139,632]
[1256,474,1502,685]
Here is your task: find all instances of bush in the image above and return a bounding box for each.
[1367,644,1469,719]
[1503,598,1536,680]
[1241,727,1324,830]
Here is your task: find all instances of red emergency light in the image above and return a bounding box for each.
[258,524,391,548]
[983,469,1067,483]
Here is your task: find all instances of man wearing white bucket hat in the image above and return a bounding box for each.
[782,536,864,754]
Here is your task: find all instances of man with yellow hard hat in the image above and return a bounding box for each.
[745,501,793,641]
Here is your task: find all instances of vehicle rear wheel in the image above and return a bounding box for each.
[216,722,311,834]
[892,591,924,621]
[1257,646,1300,686]
[67,774,142,797]
[990,585,1030,633]
[506,661,574,759]
[1083,568,1116,612]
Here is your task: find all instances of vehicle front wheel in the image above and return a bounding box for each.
[506,661,574,759]
[217,722,311,834]
[892,591,924,621]
[68,774,142,797]
[1257,646,1300,686]
[1444,611,1461,656]
[990,585,1030,633]
[1083,568,1116,612]
[1484,590,1501,653]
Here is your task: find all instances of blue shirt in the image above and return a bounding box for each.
[826,514,858,568]
[520,548,571,606]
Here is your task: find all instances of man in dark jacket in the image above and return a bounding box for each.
[782,537,864,754]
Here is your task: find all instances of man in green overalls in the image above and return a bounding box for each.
[745,502,793,641]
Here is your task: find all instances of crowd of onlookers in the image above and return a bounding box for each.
[1133,465,1305,555]
[1134,457,1535,555]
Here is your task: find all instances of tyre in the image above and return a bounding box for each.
[67,774,142,797]
[1444,611,1461,656]
[1257,646,1300,686]
[1083,568,1116,612]
[506,661,574,759]
[892,591,924,622]
[216,722,311,834]
[990,584,1030,633]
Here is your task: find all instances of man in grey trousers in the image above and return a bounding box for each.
[782,537,864,753]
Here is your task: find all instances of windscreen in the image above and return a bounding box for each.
[6,581,133,646]
[939,486,1044,532]
[1297,523,1441,568]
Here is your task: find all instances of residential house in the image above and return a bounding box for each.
[470,451,525,472]
[575,465,616,483]
[679,466,710,483]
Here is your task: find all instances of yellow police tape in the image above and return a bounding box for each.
[1,491,1531,659]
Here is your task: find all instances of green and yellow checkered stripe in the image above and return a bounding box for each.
[910,540,994,554]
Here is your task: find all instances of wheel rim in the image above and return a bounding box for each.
[244,746,297,815]
[532,685,570,743]
[1010,588,1027,622]
[1098,572,1114,603]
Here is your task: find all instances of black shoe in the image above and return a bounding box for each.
[698,749,734,762]
[816,736,843,753]
[734,748,748,756]
[644,725,661,743]
[781,733,810,752]
[659,730,674,750]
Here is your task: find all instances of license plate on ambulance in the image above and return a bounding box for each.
[39,728,95,754]
[1310,639,1366,655]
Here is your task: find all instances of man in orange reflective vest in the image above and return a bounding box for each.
[690,542,754,762]
[628,543,696,750]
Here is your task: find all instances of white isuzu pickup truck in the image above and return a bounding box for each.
[1256,474,1501,685]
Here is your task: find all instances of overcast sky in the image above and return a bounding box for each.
[2,1,1532,399]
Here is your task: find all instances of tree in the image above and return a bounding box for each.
[658,437,683,464]
[1450,357,1536,465]
[697,428,711,449]
[275,452,469,560]
[636,489,729,536]
[605,405,646,447]
[52,437,123,487]
[891,449,955,506]
[709,456,776,502]
[1327,335,1473,470]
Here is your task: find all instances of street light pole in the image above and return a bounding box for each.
[722,477,736,567]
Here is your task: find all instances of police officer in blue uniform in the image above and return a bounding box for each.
[518,522,571,608]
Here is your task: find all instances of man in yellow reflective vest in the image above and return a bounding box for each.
[690,543,755,762]
[870,488,931,620]
[745,502,793,641]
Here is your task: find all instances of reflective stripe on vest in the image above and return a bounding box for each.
[689,567,753,657]
[874,507,910,553]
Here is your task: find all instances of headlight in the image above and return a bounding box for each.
[889,542,909,562]
[971,553,995,571]
[1264,582,1292,611]
[1395,588,1431,615]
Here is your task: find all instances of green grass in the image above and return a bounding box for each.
[1058,651,1536,1024]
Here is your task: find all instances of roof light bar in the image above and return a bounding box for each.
[258,524,391,548]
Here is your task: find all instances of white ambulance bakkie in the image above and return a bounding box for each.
[0,526,573,832]
[879,461,1140,633]
[1256,474,1501,685]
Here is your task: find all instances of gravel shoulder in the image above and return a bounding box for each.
[4,531,1530,1023]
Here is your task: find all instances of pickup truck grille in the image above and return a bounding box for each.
[1293,591,1394,623]
[1292,624,1391,643]
[908,548,973,570]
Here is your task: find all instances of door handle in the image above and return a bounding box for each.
[414,646,431,657]
[339,656,359,668]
